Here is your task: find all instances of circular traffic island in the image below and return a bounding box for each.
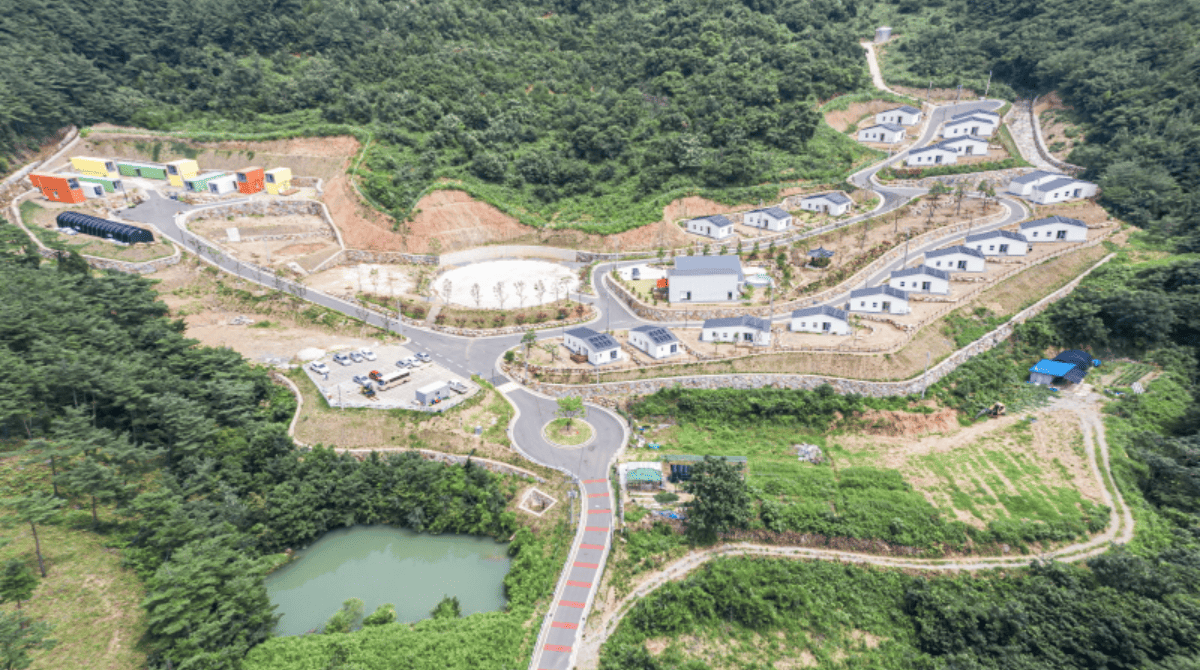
[542,418,595,448]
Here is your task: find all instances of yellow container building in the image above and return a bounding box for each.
[165,159,200,187]
[69,156,119,179]
[264,167,292,195]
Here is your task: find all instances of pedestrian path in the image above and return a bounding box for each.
[496,381,522,394]
[533,478,613,670]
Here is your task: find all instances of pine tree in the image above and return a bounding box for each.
[6,492,62,578]
[0,561,38,611]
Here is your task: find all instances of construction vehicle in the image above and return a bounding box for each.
[975,402,1006,419]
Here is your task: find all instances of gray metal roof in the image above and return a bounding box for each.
[951,109,1000,119]
[965,229,1027,243]
[791,305,848,321]
[1034,177,1078,192]
[850,285,908,300]
[940,135,988,146]
[945,115,998,127]
[673,255,744,280]
[701,315,771,332]
[864,123,905,133]
[1020,215,1088,230]
[808,246,835,258]
[925,245,986,259]
[752,206,791,219]
[631,325,678,343]
[1009,170,1060,185]
[909,143,954,155]
[566,326,600,340]
[891,264,950,280]
[803,192,852,205]
[886,105,922,115]
[692,214,733,227]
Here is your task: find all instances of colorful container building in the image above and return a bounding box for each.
[235,167,265,194]
[183,172,227,193]
[264,167,292,195]
[29,173,85,204]
[165,159,200,187]
[69,156,119,179]
[78,181,106,199]
[77,175,125,193]
[116,160,168,180]
[207,174,239,195]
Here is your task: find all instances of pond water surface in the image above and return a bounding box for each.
[264,525,511,636]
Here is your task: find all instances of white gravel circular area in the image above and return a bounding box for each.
[438,260,580,309]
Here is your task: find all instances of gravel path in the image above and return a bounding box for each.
[1005,100,1059,171]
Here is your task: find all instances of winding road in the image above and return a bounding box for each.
[22,52,1123,670]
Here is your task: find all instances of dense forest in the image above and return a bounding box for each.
[0,255,563,670]
[0,0,874,230]
[882,0,1200,250]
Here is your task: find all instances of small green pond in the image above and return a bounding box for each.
[265,525,511,635]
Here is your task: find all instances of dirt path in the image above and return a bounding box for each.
[575,392,1132,668]
[860,43,901,96]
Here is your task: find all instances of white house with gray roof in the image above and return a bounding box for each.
[667,255,744,303]
[701,315,772,346]
[876,105,923,126]
[1020,215,1088,242]
[888,265,950,294]
[924,245,987,272]
[790,305,852,335]
[563,326,622,365]
[685,214,734,240]
[799,192,853,216]
[940,135,989,156]
[1007,171,1059,196]
[629,325,681,359]
[857,123,906,144]
[744,207,792,231]
[965,229,1029,256]
[847,286,910,314]
[942,113,999,138]
[906,142,958,166]
[1008,171,1097,204]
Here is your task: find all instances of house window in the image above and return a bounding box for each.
[999,244,1009,253]
[1056,230,1067,239]
[822,322,831,331]
[743,333,753,342]
[727,292,733,300]
[611,351,617,359]
[989,245,995,251]
[800,322,806,328]
[881,301,891,312]
[670,344,677,353]
[899,281,906,287]
[684,291,692,300]
[922,282,931,291]
[1032,232,1038,237]
[935,261,942,267]
[860,301,866,307]
[872,302,878,309]
[957,260,968,270]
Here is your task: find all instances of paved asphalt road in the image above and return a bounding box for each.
[118,97,1032,670]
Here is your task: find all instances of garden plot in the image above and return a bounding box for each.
[188,212,339,272]
[438,260,579,309]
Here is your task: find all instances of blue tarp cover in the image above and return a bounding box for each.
[1030,359,1075,377]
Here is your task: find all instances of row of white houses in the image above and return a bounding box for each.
[859,107,1001,146]
[683,192,854,240]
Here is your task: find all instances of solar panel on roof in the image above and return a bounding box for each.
[648,328,675,344]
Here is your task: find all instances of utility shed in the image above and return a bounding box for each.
[56,211,154,244]
[1029,359,1076,386]
[415,381,451,406]
[665,454,747,482]
[265,167,292,194]
[1052,349,1097,384]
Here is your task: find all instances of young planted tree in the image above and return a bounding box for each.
[521,330,537,380]
[7,491,62,578]
[442,279,453,305]
[533,280,546,306]
[470,283,482,309]
[682,455,752,544]
[493,282,508,310]
[58,455,120,530]
[556,396,586,429]
[0,612,56,669]
[0,561,38,611]
[954,182,969,217]
[513,280,526,308]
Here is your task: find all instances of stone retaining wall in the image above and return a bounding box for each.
[884,167,1039,190]
[527,251,1116,402]
[1029,97,1084,176]
[37,244,183,274]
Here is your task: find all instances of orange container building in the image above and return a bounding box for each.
[236,167,265,194]
[29,173,85,204]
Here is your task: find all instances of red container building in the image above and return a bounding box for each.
[29,173,85,204]
[236,166,265,194]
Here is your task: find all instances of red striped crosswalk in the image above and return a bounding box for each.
[582,479,607,483]
[544,644,572,653]
[573,561,599,568]
[585,526,608,531]
[559,600,585,608]
[567,580,592,588]
[551,621,578,630]
[580,543,603,550]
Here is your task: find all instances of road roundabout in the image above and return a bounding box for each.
[542,418,596,448]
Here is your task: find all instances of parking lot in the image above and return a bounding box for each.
[303,344,478,411]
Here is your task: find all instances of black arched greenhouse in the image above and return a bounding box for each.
[56,212,154,244]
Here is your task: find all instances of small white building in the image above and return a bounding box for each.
[79,181,106,199]
[942,114,998,138]
[857,123,906,144]
[905,143,958,167]
[685,214,734,240]
[799,192,853,217]
[888,265,950,294]
[207,174,239,195]
[700,315,772,346]
[1007,170,1059,197]
[744,206,792,231]
[629,326,681,360]
[847,286,910,314]
[563,326,622,365]
[1020,215,1088,243]
[939,135,989,157]
[667,255,744,303]
[876,105,922,126]
[924,245,987,272]
[790,305,852,335]
[1028,177,1098,205]
[965,229,1029,256]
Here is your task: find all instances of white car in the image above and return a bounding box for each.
[360,347,377,361]
[309,362,330,375]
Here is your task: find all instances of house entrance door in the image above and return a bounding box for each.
[881,301,891,312]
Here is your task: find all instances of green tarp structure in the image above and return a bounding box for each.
[628,468,663,482]
[116,161,167,179]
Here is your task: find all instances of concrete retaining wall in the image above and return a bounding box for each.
[526,252,1116,402]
